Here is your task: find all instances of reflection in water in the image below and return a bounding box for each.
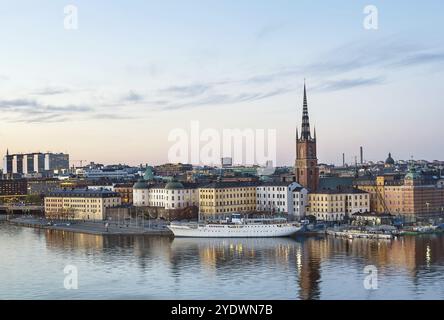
[0,223,443,300]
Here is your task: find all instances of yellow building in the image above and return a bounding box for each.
[44,188,121,220]
[308,188,370,221]
[199,182,257,217]
[355,169,444,220]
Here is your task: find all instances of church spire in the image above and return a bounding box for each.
[301,80,312,140]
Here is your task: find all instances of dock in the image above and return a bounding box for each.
[6,217,173,236]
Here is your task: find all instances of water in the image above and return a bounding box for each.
[0,222,443,300]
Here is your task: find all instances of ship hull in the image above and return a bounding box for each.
[167,223,302,238]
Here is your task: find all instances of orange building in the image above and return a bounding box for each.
[355,167,444,220]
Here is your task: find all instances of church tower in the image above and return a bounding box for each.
[295,82,319,192]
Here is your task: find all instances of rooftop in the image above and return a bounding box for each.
[201,181,259,189]
[47,188,120,198]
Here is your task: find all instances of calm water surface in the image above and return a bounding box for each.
[1,222,443,300]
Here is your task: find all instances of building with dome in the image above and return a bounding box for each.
[355,164,444,221]
[384,153,395,168]
[133,177,199,211]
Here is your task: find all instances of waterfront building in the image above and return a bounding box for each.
[295,83,319,192]
[133,178,151,206]
[44,188,121,220]
[198,181,257,217]
[355,166,444,220]
[256,182,308,219]
[133,179,199,210]
[113,183,134,204]
[0,179,28,198]
[307,188,370,222]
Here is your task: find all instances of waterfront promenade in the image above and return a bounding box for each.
[4,216,173,236]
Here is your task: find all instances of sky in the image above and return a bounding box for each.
[0,0,443,166]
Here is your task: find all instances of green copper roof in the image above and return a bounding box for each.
[165,181,184,190]
[143,166,154,181]
[133,178,149,189]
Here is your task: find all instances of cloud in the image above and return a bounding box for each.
[388,51,444,68]
[160,84,211,98]
[6,36,444,122]
[237,37,444,87]
[122,91,144,103]
[90,113,135,120]
[162,88,293,111]
[12,114,68,124]
[255,23,286,40]
[32,87,73,96]
[0,98,93,123]
[314,77,385,92]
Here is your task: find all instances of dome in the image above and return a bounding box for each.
[165,181,184,190]
[133,178,149,190]
[385,153,395,165]
[143,166,154,181]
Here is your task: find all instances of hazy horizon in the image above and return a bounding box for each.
[1,0,444,166]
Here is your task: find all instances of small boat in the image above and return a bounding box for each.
[167,213,302,238]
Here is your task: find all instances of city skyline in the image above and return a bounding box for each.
[1,1,444,166]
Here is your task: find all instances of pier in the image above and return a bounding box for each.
[6,217,173,236]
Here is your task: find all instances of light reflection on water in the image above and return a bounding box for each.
[0,223,443,300]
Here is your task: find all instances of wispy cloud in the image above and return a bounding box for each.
[32,87,73,96]
[160,84,210,98]
[162,88,293,111]
[255,23,286,40]
[314,77,386,92]
[121,91,144,103]
[6,36,444,122]
[90,113,136,120]
[0,98,92,123]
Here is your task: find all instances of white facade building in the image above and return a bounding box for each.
[133,180,199,210]
[256,182,308,219]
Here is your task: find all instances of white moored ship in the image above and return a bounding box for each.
[167,214,302,238]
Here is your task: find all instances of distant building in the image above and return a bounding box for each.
[114,183,134,204]
[256,182,308,219]
[295,83,319,192]
[199,181,257,217]
[307,188,370,222]
[133,179,199,210]
[27,178,61,196]
[154,163,193,177]
[221,157,233,168]
[355,166,444,220]
[83,168,129,180]
[385,152,395,168]
[44,188,121,220]
[0,179,28,197]
[2,151,69,177]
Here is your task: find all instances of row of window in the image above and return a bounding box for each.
[200,193,255,200]
[200,200,255,206]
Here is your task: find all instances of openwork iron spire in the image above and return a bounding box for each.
[300,81,312,140]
